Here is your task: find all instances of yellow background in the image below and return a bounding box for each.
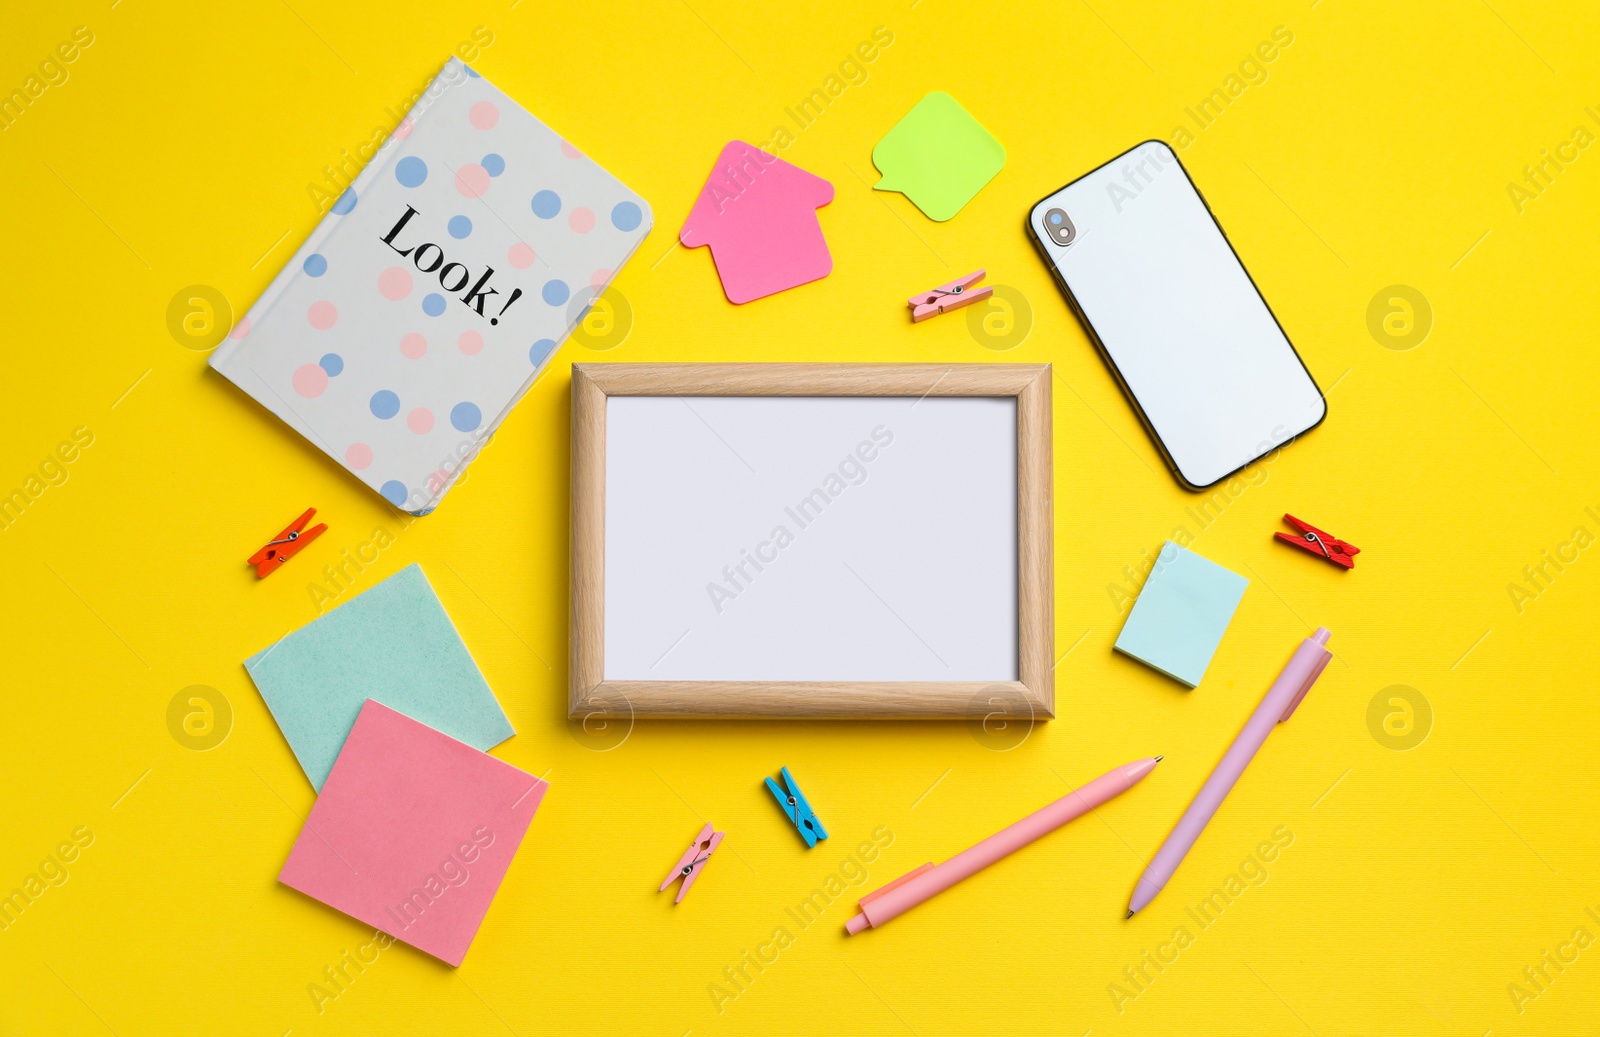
[4,1,1599,1034]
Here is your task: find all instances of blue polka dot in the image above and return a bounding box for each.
[611,201,643,232]
[450,402,482,432]
[331,188,357,215]
[303,253,328,277]
[318,353,343,376]
[422,293,447,317]
[530,339,556,366]
[370,390,400,419]
[482,153,505,177]
[531,190,561,219]
[448,215,472,239]
[395,156,428,188]
[380,480,409,506]
[463,64,480,78]
[542,279,570,306]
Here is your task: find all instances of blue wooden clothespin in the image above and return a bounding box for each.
[765,767,828,848]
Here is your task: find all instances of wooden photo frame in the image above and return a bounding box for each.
[570,363,1053,719]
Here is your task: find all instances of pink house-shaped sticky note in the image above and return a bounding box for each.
[680,140,834,304]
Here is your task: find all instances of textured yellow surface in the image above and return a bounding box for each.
[3,2,1599,1035]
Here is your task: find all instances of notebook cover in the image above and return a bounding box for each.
[210,57,653,514]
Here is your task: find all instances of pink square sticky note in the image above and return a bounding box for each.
[278,700,548,966]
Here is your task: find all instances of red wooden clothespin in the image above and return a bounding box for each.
[1274,514,1358,569]
[908,270,993,322]
[250,508,327,578]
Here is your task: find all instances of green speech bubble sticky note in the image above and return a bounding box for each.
[872,92,1006,221]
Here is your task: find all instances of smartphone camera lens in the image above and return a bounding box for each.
[1043,207,1076,246]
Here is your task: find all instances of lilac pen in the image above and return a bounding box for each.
[1127,627,1333,917]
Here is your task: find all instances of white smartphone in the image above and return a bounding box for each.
[1028,140,1325,490]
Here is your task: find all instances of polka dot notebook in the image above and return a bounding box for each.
[210,57,653,514]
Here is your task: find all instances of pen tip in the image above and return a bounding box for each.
[1154,755,1163,762]
[1126,909,1136,919]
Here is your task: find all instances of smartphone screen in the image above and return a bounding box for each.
[1028,141,1325,490]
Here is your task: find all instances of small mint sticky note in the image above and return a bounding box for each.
[1114,542,1248,688]
[245,563,513,790]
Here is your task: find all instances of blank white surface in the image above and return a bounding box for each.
[603,396,1017,681]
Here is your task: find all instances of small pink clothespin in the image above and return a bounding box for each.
[660,823,723,904]
[908,270,993,322]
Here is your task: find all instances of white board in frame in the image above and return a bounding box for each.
[570,363,1053,719]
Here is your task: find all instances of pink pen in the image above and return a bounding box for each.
[1126,627,1333,917]
[845,758,1161,935]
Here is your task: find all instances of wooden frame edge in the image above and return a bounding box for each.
[574,681,1051,720]
[575,361,1047,397]
[569,366,607,717]
[1016,364,1056,719]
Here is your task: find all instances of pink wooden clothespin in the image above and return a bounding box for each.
[660,823,723,904]
[908,270,993,322]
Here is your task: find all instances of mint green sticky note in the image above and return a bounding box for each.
[1114,542,1248,688]
[872,92,1006,221]
[245,563,513,790]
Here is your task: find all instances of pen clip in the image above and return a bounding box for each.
[859,863,934,906]
[1279,650,1331,722]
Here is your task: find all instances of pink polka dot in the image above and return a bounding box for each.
[458,330,484,355]
[469,101,500,130]
[379,266,413,300]
[292,363,329,397]
[307,301,338,330]
[455,164,490,198]
[568,207,596,233]
[391,117,414,141]
[560,141,583,159]
[345,443,374,470]
[507,243,536,269]
[590,268,613,287]
[407,407,435,434]
[426,468,452,493]
[229,317,252,340]
[400,332,428,359]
